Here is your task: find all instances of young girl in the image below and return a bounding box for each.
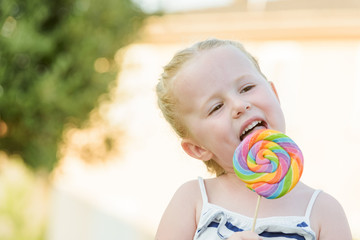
[155,38,352,240]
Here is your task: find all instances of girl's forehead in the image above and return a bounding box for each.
[175,46,258,83]
[189,46,255,73]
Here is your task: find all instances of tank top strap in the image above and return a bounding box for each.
[305,189,322,220]
[198,177,209,205]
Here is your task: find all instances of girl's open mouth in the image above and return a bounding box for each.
[240,120,267,141]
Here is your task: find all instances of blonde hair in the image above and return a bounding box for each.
[156,38,266,176]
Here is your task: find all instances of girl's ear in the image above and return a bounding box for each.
[269,81,280,101]
[181,139,213,161]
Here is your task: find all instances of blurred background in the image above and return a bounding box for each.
[1,0,360,239]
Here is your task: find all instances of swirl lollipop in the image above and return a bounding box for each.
[233,129,304,230]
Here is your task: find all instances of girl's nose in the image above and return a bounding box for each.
[232,101,251,118]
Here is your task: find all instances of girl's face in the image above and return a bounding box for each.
[173,45,286,173]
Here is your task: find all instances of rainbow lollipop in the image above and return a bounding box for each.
[233,129,304,231]
[233,129,304,199]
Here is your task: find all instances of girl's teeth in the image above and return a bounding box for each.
[242,121,261,135]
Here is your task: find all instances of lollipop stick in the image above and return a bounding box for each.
[251,195,261,232]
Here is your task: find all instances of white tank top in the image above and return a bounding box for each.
[194,177,320,240]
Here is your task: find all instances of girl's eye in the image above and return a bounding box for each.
[209,103,223,115]
[240,85,255,93]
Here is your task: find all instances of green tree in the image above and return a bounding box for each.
[0,0,147,171]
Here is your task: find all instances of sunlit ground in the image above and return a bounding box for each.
[47,41,360,239]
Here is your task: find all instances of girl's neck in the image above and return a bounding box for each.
[218,172,251,193]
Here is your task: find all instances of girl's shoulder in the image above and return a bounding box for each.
[310,189,352,239]
[155,179,203,239]
[296,182,344,214]
[296,182,352,239]
[164,179,203,214]
[173,179,203,202]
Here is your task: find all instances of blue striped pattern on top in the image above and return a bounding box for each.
[194,177,319,240]
[207,221,306,240]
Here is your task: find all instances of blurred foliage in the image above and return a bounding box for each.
[0,152,48,240]
[0,0,147,171]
